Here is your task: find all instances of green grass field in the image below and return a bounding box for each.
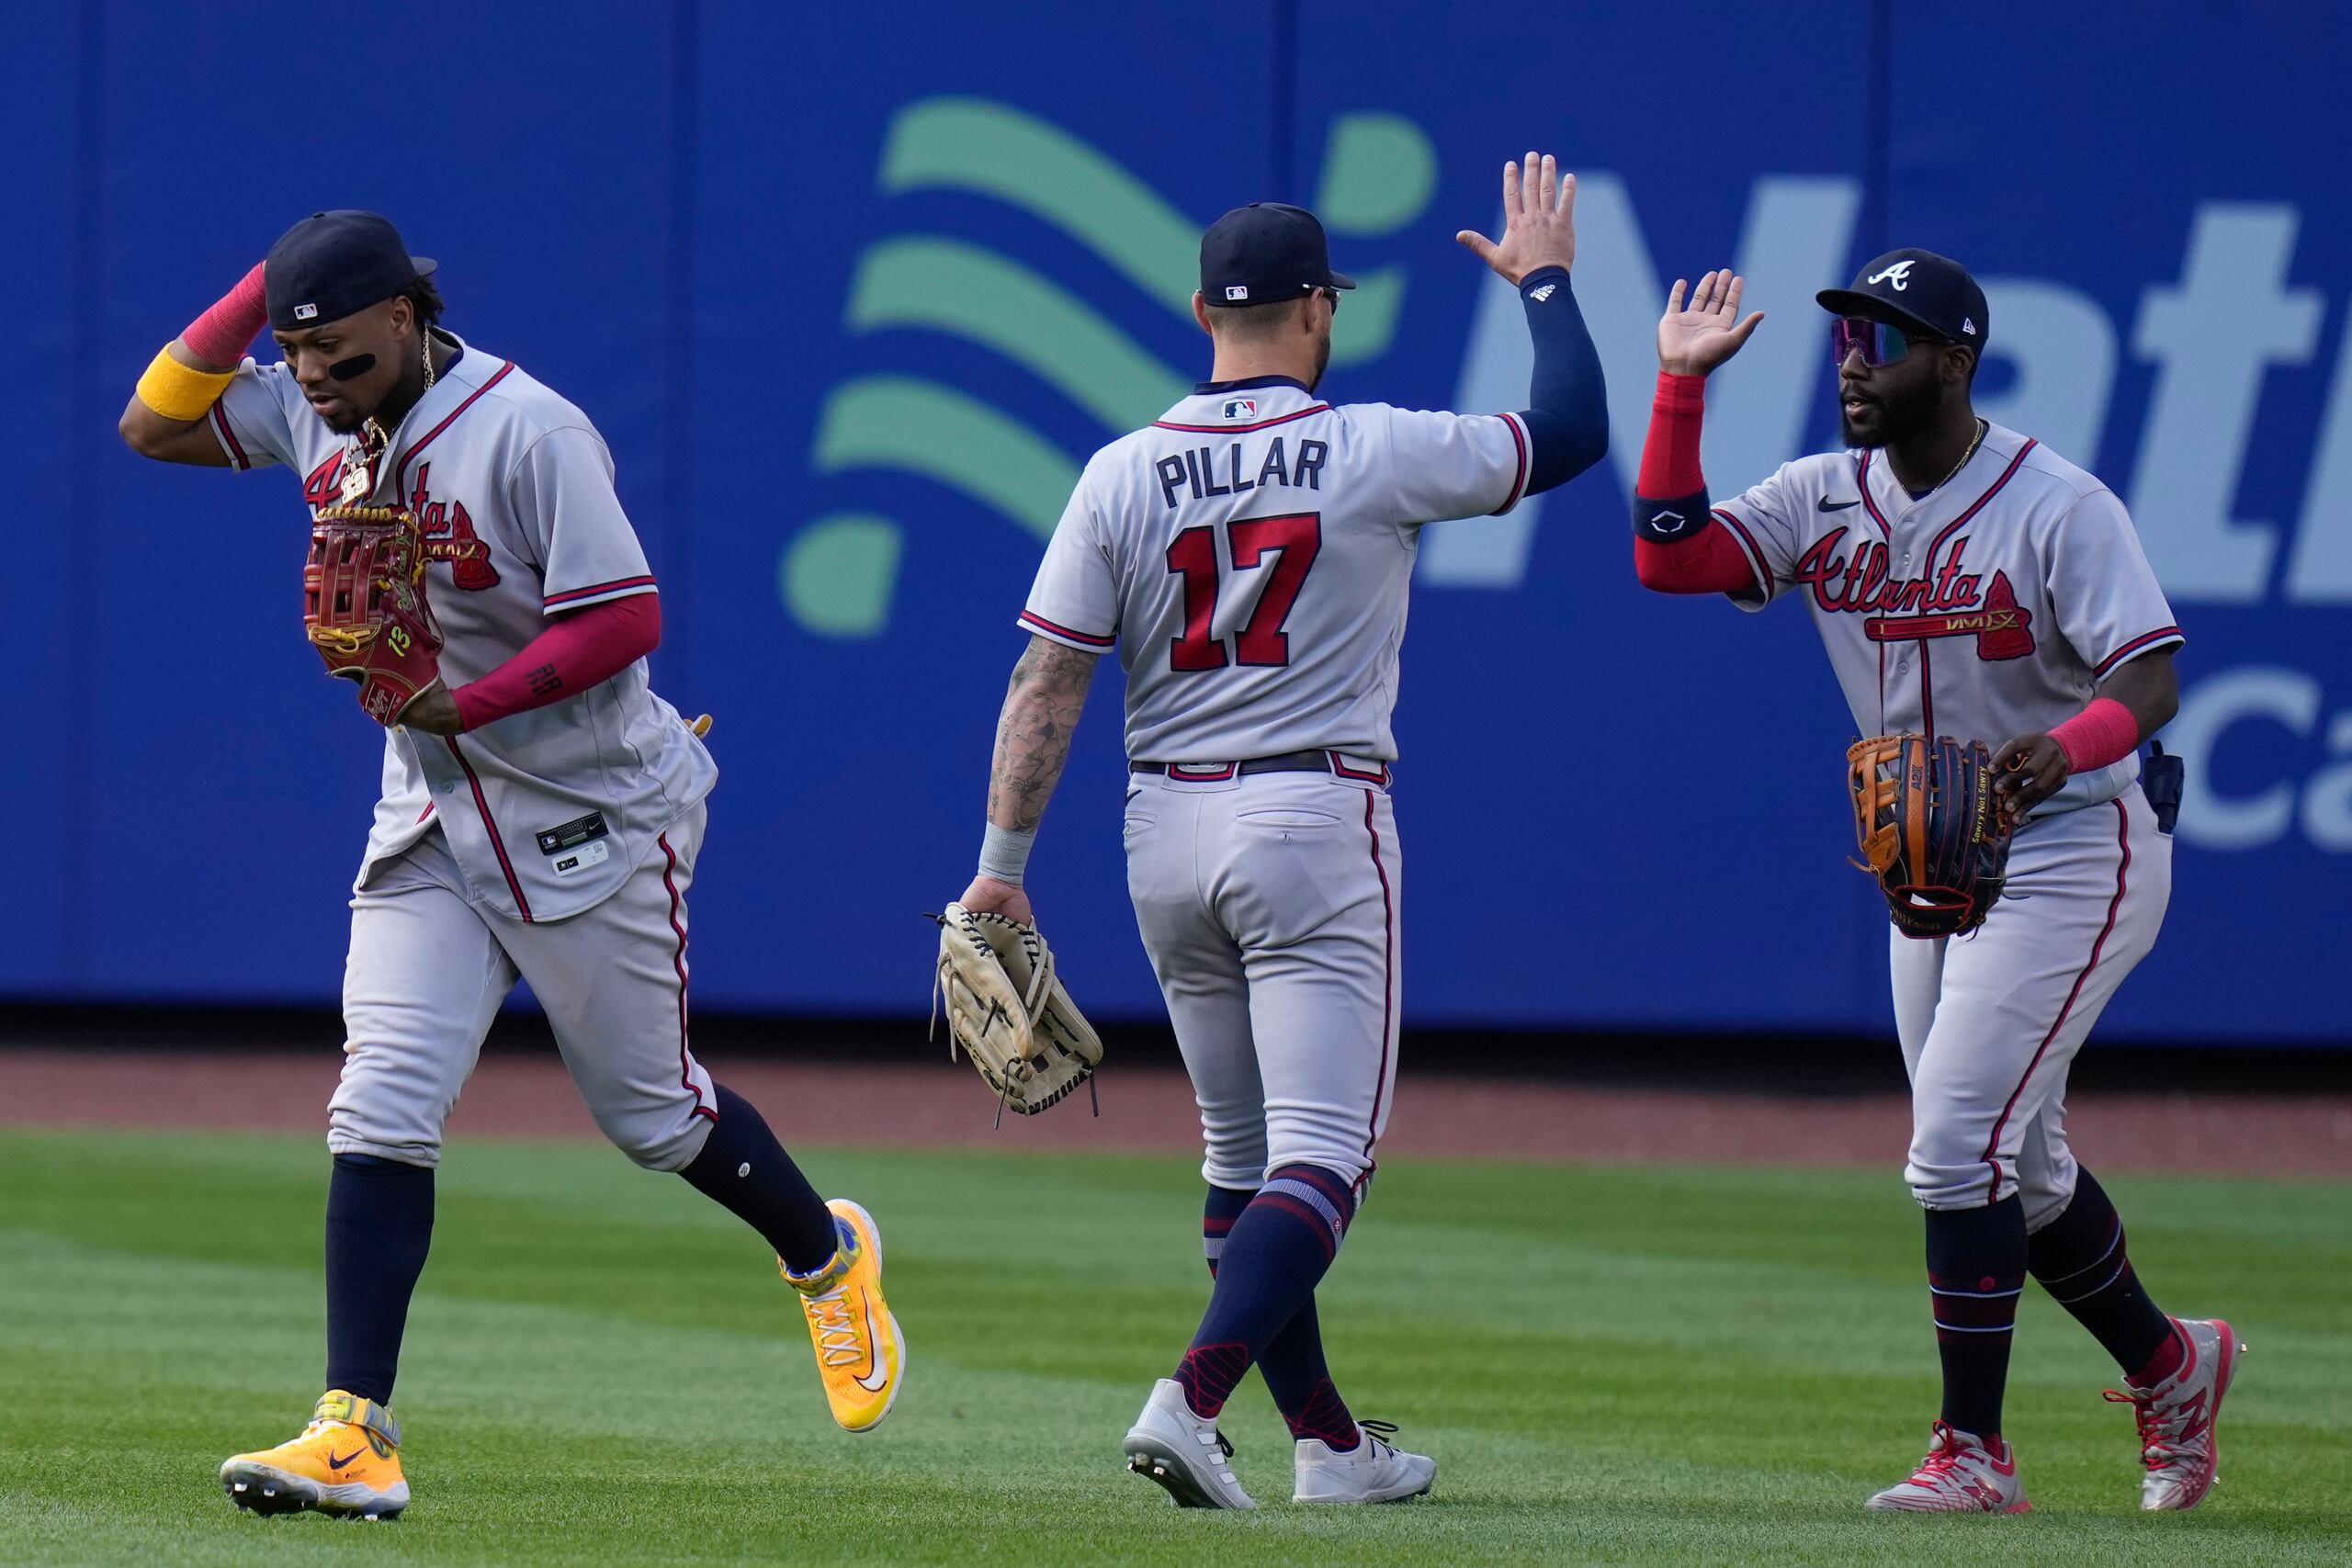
[1,1130,2346,1566]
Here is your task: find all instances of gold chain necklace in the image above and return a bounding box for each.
[1926,418,1986,495]
[337,333,436,505]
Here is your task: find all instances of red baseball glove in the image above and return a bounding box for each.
[303,504,446,727]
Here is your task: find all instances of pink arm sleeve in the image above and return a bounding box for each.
[183,263,269,369]
[451,592,661,731]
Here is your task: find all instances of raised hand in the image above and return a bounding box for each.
[1455,152,1577,288]
[1657,270,1766,377]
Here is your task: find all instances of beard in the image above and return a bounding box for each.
[1306,329,1331,393]
[1841,370,1945,449]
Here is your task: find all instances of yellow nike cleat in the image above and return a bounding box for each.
[781,1198,906,1432]
[220,1390,410,1519]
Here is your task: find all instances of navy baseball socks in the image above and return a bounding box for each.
[1176,1166,1359,1437]
[2029,1167,2183,1387]
[1920,1175,2187,1441]
[678,1082,840,1274]
[1204,1184,1359,1450]
[1924,1196,2028,1442]
[323,1154,435,1404]
[319,1083,836,1407]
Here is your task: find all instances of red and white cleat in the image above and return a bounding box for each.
[2106,1315,2244,1511]
[1865,1421,2031,1514]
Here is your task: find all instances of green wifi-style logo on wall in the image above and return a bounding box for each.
[780,96,1437,637]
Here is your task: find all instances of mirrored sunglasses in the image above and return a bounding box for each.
[1831,317,1933,368]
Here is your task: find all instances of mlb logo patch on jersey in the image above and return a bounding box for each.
[1222,398,1259,421]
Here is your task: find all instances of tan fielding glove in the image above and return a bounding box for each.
[932,903,1103,1121]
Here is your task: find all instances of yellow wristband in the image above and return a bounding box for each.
[134,346,235,423]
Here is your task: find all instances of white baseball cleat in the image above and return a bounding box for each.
[1865,1421,2030,1513]
[2105,1315,2244,1511]
[1121,1379,1256,1509]
[1292,1419,1435,1504]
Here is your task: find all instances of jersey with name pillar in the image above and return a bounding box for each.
[1021,378,1532,764]
[1707,421,2184,815]
[208,333,715,921]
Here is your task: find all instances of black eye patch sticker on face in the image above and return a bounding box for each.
[327,354,379,381]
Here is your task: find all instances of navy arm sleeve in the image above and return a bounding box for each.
[1514,265,1609,494]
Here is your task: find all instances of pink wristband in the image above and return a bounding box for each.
[2049,696,2140,775]
[182,262,269,369]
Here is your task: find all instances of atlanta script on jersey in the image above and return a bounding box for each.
[209,333,715,920]
[1708,422,2183,817]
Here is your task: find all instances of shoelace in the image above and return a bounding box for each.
[804,1287,865,1368]
[1359,1419,1401,1458]
[1903,1434,2003,1502]
[2102,1387,2188,1471]
[1911,1447,1971,1491]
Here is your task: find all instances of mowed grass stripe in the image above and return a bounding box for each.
[0,1131,2344,1566]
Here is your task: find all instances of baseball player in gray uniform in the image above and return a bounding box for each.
[951,158,1608,1508]
[1629,252,2238,1514]
[119,211,905,1520]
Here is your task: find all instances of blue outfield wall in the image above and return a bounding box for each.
[6,1,2346,1042]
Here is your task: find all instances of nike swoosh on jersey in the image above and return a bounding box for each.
[1817,496,1862,511]
[853,1297,891,1393]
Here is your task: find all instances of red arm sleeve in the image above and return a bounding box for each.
[451,592,661,731]
[1633,525,1764,595]
[1630,371,1761,595]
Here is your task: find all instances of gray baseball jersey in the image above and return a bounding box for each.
[1020,378,1531,762]
[1707,421,2184,816]
[1699,419,2182,1219]
[209,333,716,920]
[1025,376,1531,1193]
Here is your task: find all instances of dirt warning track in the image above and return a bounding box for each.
[3,1047,2347,1177]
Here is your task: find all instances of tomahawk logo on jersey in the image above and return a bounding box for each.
[211,338,713,920]
[1712,426,2182,815]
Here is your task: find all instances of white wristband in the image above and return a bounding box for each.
[977,822,1037,887]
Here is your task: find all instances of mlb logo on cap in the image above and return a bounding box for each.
[1200,202,1356,310]
[294,303,319,320]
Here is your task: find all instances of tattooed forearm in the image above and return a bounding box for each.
[987,635,1102,832]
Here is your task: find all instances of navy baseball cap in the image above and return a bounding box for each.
[1816,248,1987,348]
[1200,203,1355,305]
[265,211,436,332]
